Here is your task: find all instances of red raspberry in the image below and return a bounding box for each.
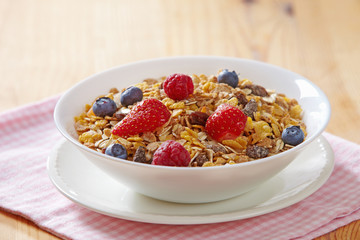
[163,74,194,100]
[205,104,247,142]
[112,98,171,138]
[152,140,191,167]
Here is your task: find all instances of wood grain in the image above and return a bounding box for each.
[0,0,359,239]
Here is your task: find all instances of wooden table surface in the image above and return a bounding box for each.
[1,0,360,239]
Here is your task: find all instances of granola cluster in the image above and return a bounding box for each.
[74,72,306,167]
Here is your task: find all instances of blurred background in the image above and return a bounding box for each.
[2,0,359,144]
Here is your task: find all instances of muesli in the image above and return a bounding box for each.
[74,70,306,167]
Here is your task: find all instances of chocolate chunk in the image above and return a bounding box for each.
[205,144,227,153]
[244,84,269,97]
[246,145,269,159]
[243,99,258,118]
[133,146,149,164]
[191,153,209,167]
[188,112,209,126]
[235,92,248,106]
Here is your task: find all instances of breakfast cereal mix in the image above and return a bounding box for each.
[74,70,306,167]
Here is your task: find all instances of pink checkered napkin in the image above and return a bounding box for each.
[1,96,360,240]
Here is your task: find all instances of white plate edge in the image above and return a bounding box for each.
[47,135,334,225]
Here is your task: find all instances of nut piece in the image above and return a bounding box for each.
[133,146,149,164]
[246,145,269,159]
[142,132,157,142]
[146,142,161,152]
[188,112,209,126]
[244,84,269,97]
[243,99,258,118]
[114,108,130,120]
[235,92,248,106]
[109,88,119,94]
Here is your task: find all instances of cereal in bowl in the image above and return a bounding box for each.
[74,70,306,167]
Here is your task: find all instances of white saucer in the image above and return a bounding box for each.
[47,135,334,225]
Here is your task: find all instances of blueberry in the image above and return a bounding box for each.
[282,126,305,146]
[105,143,128,159]
[92,97,117,117]
[217,69,239,88]
[120,86,143,107]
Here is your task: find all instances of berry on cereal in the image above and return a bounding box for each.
[205,104,247,142]
[92,97,117,117]
[217,69,239,88]
[152,140,191,167]
[163,73,194,100]
[120,86,143,107]
[105,143,128,159]
[282,126,305,146]
[112,98,171,138]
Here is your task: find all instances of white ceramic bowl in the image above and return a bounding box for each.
[54,56,331,203]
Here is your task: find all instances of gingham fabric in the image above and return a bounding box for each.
[1,96,360,240]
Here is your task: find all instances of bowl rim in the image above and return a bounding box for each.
[54,55,331,171]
